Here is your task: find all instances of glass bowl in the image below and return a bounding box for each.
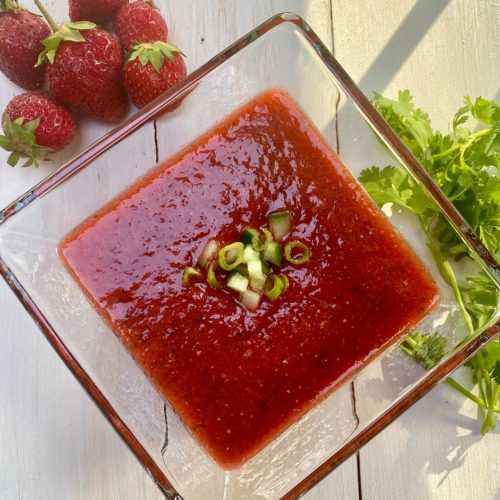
[0,13,498,500]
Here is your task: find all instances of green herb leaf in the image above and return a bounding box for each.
[400,332,447,370]
[492,360,500,385]
[360,90,500,434]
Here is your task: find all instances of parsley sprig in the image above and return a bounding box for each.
[359,91,500,434]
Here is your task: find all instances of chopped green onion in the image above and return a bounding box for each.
[284,240,311,265]
[251,235,264,252]
[264,274,286,300]
[207,261,223,289]
[279,273,289,292]
[243,245,260,263]
[240,226,261,245]
[218,242,244,271]
[263,240,283,267]
[240,289,261,312]
[182,210,306,311]
[197,239,219,269]
[261,227,273,242]
[182,267,201,287]
[268,210,292,241]
[248,260,267,291]
[261,258,272,275]
[227,273,249,293]
[234,263,249,276]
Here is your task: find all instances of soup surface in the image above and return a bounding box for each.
[61,90,438,468]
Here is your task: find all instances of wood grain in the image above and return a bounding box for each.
[332,1,500,499]
[0,1,359,499]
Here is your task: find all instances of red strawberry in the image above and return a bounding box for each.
[69,0,126,26]
[0,0,50,90]
[124,42,187,109]
[35,1,128,123]
[114,0,168,50]
[0,92,76,167]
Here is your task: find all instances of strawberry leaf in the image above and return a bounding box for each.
[128,41,184,73]
[66,21,96,30]
[0,135,12,150]
[0,115,52,167]
[7,151,20,167]
[22,157,35,168]
[36,21,96,66]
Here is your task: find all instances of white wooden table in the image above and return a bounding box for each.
[1,1,499,499]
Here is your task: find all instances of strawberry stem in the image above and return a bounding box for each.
[0,0,20,11]
[34,0,58,32]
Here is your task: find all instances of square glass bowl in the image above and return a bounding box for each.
[0,13,498,500]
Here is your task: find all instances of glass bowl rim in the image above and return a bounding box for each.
[0,12,498,500]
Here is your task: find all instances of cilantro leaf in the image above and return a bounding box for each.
[360,90,500,434]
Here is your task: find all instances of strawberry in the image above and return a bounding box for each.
[0,92,76,167]
[124,42,187,109]
[114,0,168,50]
[35,1,128,123]
[69,0,127,26]
[0,0,50,90]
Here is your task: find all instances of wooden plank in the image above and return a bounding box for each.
[0,1,360,499]
[331,0,500,498]
[0,0,159,498]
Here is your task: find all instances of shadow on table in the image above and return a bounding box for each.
[357,0,451,95]
[359,349,498,497]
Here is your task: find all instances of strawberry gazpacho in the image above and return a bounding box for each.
[60,89,438,468]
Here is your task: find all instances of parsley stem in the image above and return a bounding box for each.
[442,257,475,336]
[427,127,493,161]
[482,406,497,435]
[445,377,486,408]
[493,385,500,412]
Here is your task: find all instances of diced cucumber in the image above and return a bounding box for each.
[240,289,261,311]
[243,245,260,263]
[240,226,261,245]
[227,273,249,293]
[263,241,283,267]
[248,260,267,291]
[268,210,292,241]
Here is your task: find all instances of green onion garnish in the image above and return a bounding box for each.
[261,258,272,275]
[207,261,223,289]
[218,242,244,271]
[227,273,249,293]
[268,210,292,241]
[234,263,249,276]
[284,240,311,265]
[263,240,283,267]
[251,236,264,252]
[182,267,202,287]
[279,273,289,292]
[197,239,219,269]
[264,274,286,300]
[261,227,273,242]
[180,209,311,311]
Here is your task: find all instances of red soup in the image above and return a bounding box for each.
[61,89,438,468]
